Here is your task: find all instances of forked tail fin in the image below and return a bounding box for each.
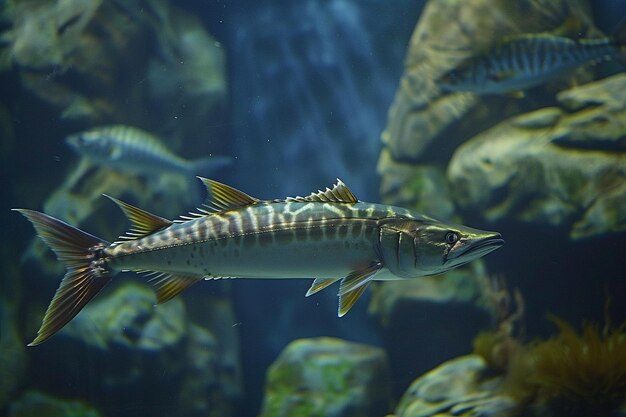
[13,209,112,346]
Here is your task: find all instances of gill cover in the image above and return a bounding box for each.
[378,220,419,278]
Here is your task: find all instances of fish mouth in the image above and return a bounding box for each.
[449,233,505,261]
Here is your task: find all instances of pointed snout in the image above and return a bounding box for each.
[448,231,504,262]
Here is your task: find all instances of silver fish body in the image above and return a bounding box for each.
[439,34,623,95]
[108,201,413,280]
[66,125,232,177]
[15,178,504,345]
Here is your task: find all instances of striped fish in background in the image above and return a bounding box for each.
[438,20,626,96]
[66,125,232,177]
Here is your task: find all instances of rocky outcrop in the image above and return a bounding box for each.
[381,0,595,163]
[448,74,626,240]
[259,337,392,417]
[1,0,226,140]
[29,282,241,417]
[378,0,600,222]
[391,355,518,417]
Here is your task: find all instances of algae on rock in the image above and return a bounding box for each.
[1,0,227,142]
[392,355,518,417]
[447,74,626,240]
[259,337,392,417]
[381,0,594,163]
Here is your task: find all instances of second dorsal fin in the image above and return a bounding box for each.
[197,177,261,212]
[286,179,358,204]
[104,195,172,240]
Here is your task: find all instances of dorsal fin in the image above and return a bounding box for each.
[104,195,172,240]
[197,177,261,212]
[286,179,358,204]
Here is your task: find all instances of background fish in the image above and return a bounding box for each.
[438,25,626,96]
[66,125,232,177]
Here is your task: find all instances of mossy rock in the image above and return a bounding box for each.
[259,337,392,417]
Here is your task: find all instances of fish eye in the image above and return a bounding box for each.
[445,231,459,244]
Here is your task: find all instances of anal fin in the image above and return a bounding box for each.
[146,272,201,304]
[305,278,340,297]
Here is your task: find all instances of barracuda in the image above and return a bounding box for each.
[14,178,504,345]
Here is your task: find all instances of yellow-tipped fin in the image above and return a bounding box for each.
[146,272,202,304]
[197,177,261,212]
[286,179,358,204]
[337,262,382,316]
[305,278,340,297]
[104,195,172,240]
[338,283,371,317]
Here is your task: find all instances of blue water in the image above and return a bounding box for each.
[1,1,625,417]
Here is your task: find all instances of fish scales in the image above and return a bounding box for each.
[15,177,504,345]
[107,201,397,280]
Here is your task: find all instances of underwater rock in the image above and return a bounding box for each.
[394,355,518,417]
[60,281,187,352]
[381,0,595,163]
[183,290,243,409]
[8,390,102,417]
[29,282,240,417]
[179,324,241,417]
[447,74,626,239]
[1,0,226,141]
[369,263,492,390]
[377,148,455,219]
[4,0,145,121]
[145,4,227,136]
[259,337,392,417]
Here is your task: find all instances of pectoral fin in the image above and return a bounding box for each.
[338,282,371,317]
[337,262,382,317]
[338,262,382,295]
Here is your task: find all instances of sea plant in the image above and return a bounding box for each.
[531,315,626,413]
[506,314,626,416]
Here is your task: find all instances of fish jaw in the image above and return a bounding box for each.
[444,230,504,268]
